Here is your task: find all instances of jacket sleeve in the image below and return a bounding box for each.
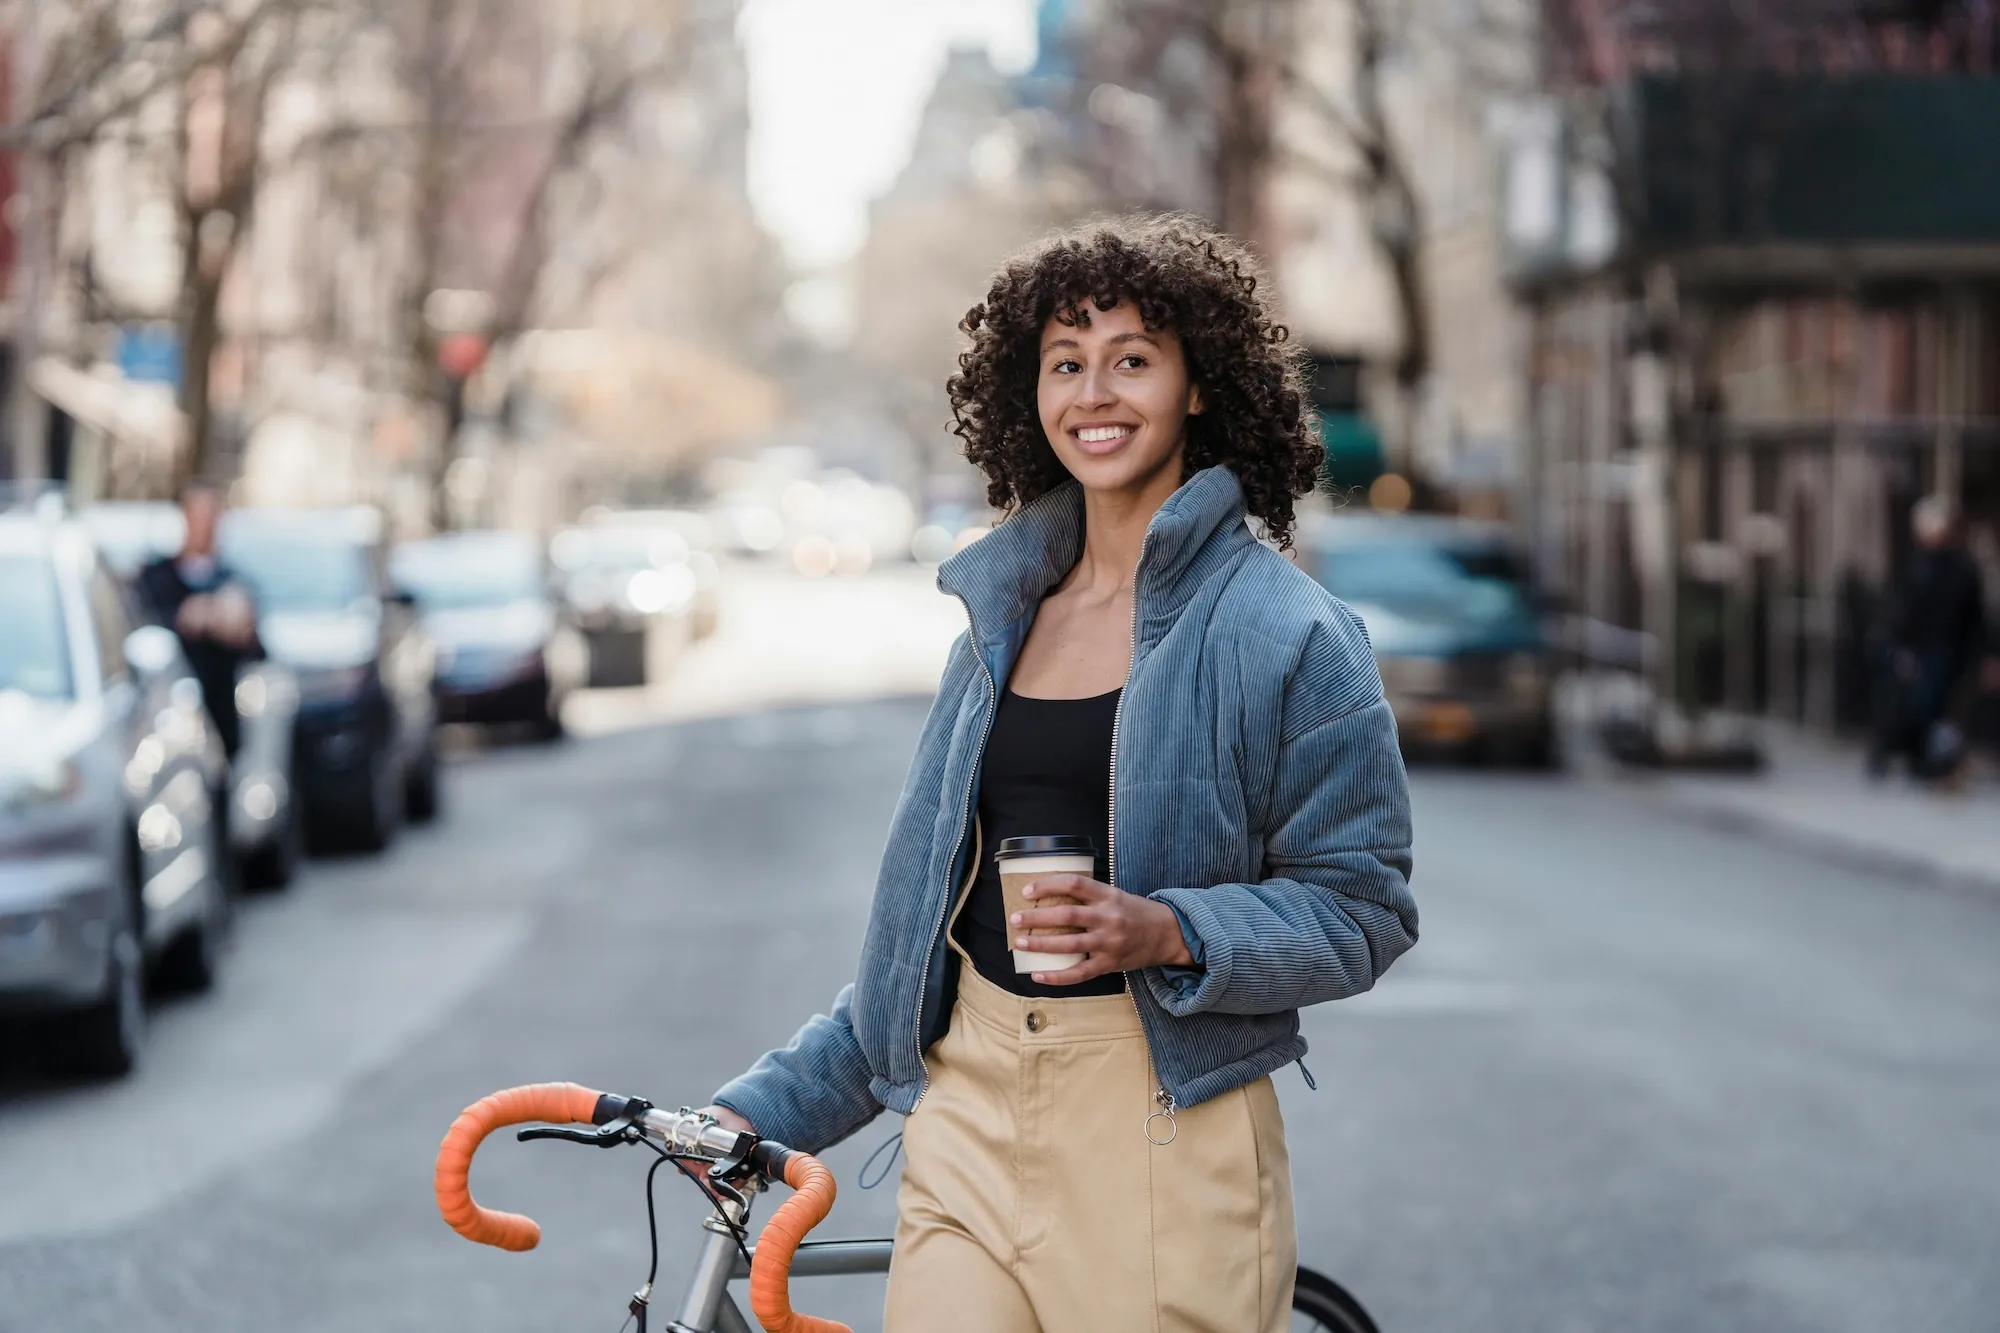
[1143,613,1417,1017]
[711,982,883,1153]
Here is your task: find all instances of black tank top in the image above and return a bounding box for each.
[952,686,1126,998]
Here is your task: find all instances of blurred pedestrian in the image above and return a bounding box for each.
[1868,495,1984,782]
[137,480,262,757]
[701,217,1417,1332]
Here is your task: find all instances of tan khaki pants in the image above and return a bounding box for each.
[885,964,1295,1333]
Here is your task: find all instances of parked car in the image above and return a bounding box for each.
[389,531,586,740]
[79,502,305,887]
[0,506,232,1077]
[548,525,696,687]
[221,508,441,851]
[1301,514,1557,765]
[581,508,722,640]
[75,501,186,581]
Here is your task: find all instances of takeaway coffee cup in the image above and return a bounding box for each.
[994,835,1095,974]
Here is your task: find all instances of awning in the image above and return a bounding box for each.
[27,357,186,456]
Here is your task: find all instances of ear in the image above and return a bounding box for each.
[1187,383,1204,416]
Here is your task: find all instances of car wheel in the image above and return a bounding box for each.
[42,872,146,1079]
[405,735,442,823]
[157,822,229,994]
[1505,721,1559,770]
[155,895,223,994]
[532,688,566,744]
[588,628,647,688]
[340,743,404,853]
[243,790,302,890]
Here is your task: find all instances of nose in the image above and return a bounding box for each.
[1076,362,1117,409]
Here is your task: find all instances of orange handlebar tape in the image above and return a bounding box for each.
[747,1154,852,1333]
[434,1082,603,1251]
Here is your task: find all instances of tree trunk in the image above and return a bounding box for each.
[1214,42,1276,247]
[175,220,228,489]
[411,0,456,532]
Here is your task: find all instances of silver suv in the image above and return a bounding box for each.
[0,505,231,1077]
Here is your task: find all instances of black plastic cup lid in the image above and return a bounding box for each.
[995,834,1095,860]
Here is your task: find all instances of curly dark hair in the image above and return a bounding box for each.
[947,214,1322,548]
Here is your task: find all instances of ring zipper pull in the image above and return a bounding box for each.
[1145,1087,1177,1146]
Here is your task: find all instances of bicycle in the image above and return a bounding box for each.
[435,1082,1380,1333]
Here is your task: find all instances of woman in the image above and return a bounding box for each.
[709,216,1417,1332]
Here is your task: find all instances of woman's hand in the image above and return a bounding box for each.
[176,593,215,637]
[697,1104,756,1136]
[1011,874,1196,986]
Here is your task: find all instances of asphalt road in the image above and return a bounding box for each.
[3,575,1998,1332]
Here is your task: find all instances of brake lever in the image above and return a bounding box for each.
[517,1125,629,1147]
[517,1098,655,1149]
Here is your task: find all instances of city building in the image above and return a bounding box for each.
[1511,1,2000,737]
[1,0,781,532]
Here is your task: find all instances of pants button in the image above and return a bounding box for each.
[1025,1011,1043,1033]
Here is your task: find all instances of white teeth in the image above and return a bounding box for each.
[1077,426,1132,443]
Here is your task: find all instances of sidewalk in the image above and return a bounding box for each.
[1585,714,2000,895]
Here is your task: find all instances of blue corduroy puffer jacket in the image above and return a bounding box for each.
[714,465,1417,1151]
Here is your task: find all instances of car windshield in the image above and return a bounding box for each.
[1316,541,1533,623]
[0,555,75,699]
[223,529,371,612]
[393,541,542,610]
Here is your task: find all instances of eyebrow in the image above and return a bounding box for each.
[1040,330,1162,354]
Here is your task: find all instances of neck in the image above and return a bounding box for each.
[1068,454,1185,595]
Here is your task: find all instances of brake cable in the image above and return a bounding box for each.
[515,1101,758,1333]
[613,1135,756,1333]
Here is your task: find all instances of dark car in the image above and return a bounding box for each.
[221,508,441,851]
[1302,514,1557,765]
[389,532,585,740]
[0,506,232,1077]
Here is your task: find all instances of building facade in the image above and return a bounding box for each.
[1516,1,2000,735]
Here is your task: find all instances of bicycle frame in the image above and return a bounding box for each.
[669,1189,890,1333]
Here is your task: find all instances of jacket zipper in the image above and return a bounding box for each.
[912,598,998,1110]
[1110,534,1175,1144]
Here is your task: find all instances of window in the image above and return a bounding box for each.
[87,568,132,684]
[0,555,75,700]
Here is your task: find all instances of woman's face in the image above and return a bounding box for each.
[1037,301,1201,498]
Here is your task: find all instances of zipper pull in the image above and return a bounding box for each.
[1296,1058,1318,1091]
[1145,1087,1178,1146]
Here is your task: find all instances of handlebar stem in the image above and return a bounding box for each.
[638,1107,752,1161]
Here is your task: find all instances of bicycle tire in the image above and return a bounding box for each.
[1291,1264,1379,1333]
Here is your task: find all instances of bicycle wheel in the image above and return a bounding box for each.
[1291,1264,1378,1333]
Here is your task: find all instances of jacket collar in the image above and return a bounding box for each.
[937,465,1253,647]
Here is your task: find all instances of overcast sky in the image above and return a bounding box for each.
[740,0,1038,272]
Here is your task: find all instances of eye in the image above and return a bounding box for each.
[1116,353,1147,370]
[1049,358,1081,374]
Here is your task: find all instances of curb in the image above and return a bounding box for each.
[1603,774,2000,902]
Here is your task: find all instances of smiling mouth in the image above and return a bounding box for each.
[1073,425,1134,445]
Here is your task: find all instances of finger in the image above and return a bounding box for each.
[1031,955,1115,986]
[1011,904,1094,932]
[1015,930,1108,957]
[1023,874,1110,900]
